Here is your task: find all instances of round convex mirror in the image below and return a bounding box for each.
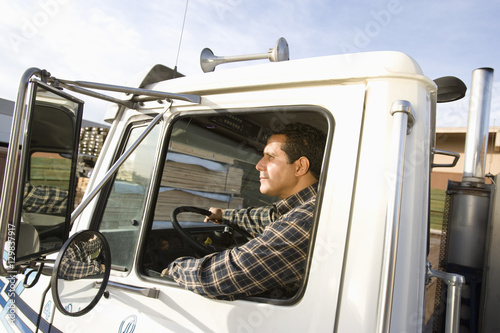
[51,230,111,316]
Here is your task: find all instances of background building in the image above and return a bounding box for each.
[432,127,499,189]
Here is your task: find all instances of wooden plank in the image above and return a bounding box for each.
[161,161,243,194]
[170,142,234,164]
[154,189,243,221]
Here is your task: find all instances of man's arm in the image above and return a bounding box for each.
[165,208,312,300]
[58,247,102,280]
[23,184,68,215]
[205,205,277,236]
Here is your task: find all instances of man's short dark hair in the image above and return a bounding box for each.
[273,122,326,179]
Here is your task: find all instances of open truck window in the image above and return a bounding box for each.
[97,122,161,271]
[141,109,329,302]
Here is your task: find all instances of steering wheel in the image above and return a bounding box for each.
[171,206,248,256]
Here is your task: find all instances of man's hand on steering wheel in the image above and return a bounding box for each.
[204,207,224,224]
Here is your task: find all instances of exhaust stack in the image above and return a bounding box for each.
[462,67,494,182]
[434,67,495,332]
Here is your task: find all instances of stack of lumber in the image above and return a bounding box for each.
[79,127,109,157]
[154,189,244,221]
[75,140,246,225]
[30,154,71,189]
[154,142,245,222]
[159,159,243,194]
[74,177,89,209]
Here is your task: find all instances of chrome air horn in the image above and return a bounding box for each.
[200,37,289,73]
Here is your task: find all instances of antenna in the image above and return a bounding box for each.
[173,0,189,78]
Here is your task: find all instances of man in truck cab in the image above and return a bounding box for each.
[162,122,326,300]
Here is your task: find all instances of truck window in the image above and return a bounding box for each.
[97,123,160,271]
[142,110,328,302]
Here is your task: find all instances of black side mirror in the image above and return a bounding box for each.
[51,230,111,316]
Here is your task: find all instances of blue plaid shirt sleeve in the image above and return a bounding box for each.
[58,239,103,280]
[167,185,317,300]
[222,205,277,236]
[23,183,68,215]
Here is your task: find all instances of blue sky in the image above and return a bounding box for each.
[1,0,499,127]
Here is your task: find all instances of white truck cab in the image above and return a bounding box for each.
[0,39,496,332]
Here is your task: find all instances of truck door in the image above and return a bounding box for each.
[53,83,365,332]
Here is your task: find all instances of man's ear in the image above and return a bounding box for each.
[295,157,310,176]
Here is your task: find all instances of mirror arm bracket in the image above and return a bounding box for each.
[9,258,56,277]
[54,78,201,104]
[54,79,135,109]
[23,263,45,288]
[40,69,51,84]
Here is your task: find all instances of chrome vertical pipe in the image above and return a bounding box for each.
[377,100,415,333]
[446,276,464,333]
[427,264,466,333]
[462,67,494,182]
[0,68,42,275]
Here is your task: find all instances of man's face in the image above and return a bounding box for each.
[256,134,298,199]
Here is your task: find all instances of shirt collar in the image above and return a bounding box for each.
[275,183,318,216]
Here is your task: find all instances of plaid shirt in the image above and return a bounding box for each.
[58,238,104,280]
[23,183,68,216]
[167,184,317,300]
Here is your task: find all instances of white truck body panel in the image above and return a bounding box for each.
[1,50,438,332]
